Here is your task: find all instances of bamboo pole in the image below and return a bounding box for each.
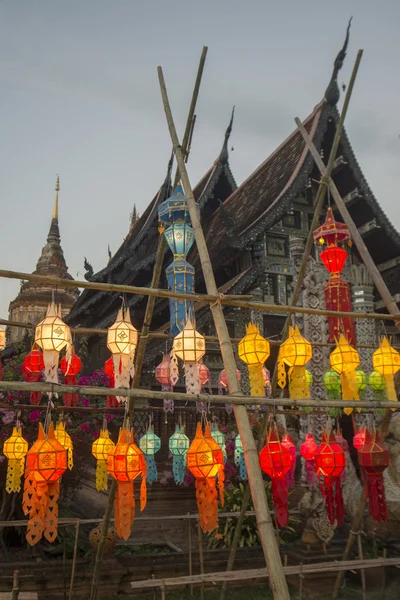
[357,533,367,600]
[0,270,398,322]
[197,518,204,600]
[69,519,80,600]
[11,569,19,600]
[188,513,193,597]
[157,66,290,600]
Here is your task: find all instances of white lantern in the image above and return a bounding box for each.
[173,319,206,402]
[34,302,71,388]
[0,328,5,350]
[107,306,138,401]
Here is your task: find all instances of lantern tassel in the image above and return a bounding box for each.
[340,371,360,415]
[43,350,60,395]
[286,445,297,489]
[334,478,345,526]
[172,455,186,485]
[217,465,225,506]
[162,384,174,413]
[235,448,248,481]
[115,481,135,541]
[305,460,316,486]
[288,366,309,400]
[6,459,24,493]
[23,370,43,405]
[383,374,397,407]
[144,455,158,485]
[113,354,134,403]
[184,363,201,395]
[271,475,289,528]
[96,460,109,491]
[63,374,79,407]
[365,473,388,523]
[277,359,287,390]
[195,478,218,533]
[43,481,60,543]
[248,364,265,397]
[140,472,147,512]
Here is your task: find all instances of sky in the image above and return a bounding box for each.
[1,1,399,320]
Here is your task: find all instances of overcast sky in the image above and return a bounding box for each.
[1,1,399,321]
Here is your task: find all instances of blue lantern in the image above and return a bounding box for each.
[139,425,161,485]
[210,423,227,463]
[166,259,194,334]
[164,223,195,258]
[158,183,199,226]
[235,434,247,481]
[169,424,189,485]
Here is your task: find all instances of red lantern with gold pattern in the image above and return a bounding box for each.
[187,423,225,533]
[260,428,292,527]
[353,427,366,451]
[358,429,390,523]
[22,423,67,546]
[315,431,346,526]
[107,428,147,540]
[23,348,45,405]
[60,352,82,407]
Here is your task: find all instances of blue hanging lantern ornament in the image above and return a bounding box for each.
[235,434,248,481]
[210,422,227,463]
[139,423,161,485]
[166,259,195,336]
[169,422,190,485]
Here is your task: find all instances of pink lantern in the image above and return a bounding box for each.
[155,354,174,412]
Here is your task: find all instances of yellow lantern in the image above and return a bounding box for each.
[3,426,28,493]
[92,428,116,491]
[373,337,400,405]
[107,306,138,401]
[0,327,5,350]
[173,319,206,397]
[55,421,74,470]
[238,323,270,396]
[330,334,360,414]
[278,325,312,399]
[35,302,71,386]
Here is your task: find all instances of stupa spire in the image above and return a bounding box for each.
[52,174,59,220]
[47,175,60,243]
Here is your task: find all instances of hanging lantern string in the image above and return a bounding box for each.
[44,400,52,434]
[102,415,107,431]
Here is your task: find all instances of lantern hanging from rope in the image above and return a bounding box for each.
[139,424,161,485]
[104,357,119,408]
[187,422,225,533]
[315,431,346,526]
[107,306,138,402]
[234,434,247,481]
[353,427,366,451]
[107,428,147,540]
[169,423,189,485]
[210,423,227,463]
[300,433,318,485]
[369,371,386,401]
[35,302,72,390]
[55,421,73,470]
[60,351,82,407]
[313,208,356,345]
[23,423,67,545]
[277,325,312,399]
[330,334,360,414]
[260,427,292,527]
[323,369,341,400]
[173,319,206,398]
[92,428,116,491]
[282,434,296,489]
[372,337,400,405]
[238,323,270,397]
[23,347,45,405]
[358,429,390,523]
[218,367,241,414]
[3,426,28,493]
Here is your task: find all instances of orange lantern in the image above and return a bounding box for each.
[186,423,225,533]
[107,428,147,540]
[23,423,67,545]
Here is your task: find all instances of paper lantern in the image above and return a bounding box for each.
[166,259,195,335]
[260,428,292,527]
[315,431,345,526]
[234,434,247,481]
[353,428,366,451]
[300,433,318,485]
[330,334,360,414]
[320,245,348,274]
[369,370,386,401]
[60,352,82,407]
[35,302,71,388]
[323,369,341,400]
[104,357,119,408]
[169,424,189,485]
[197,360,212,412]
[55,421,73,470]
[107,306,138,402]
[3,426,28,493]
[187,423,224,533]
[107,428,147,540]
[313,208,350,246]
[373,337,400,404]
[164,222,195,257]
[278,325,312,399]
[92,428,116,491]
[139,425,161,485]
[23,423,67,545]
[173,320,206,398]
[282,434,296,489]
[23,348,45,405]
[238,323,270,396]
[358,429,390,523]
[158,182,198,225]
[0,328,5,350]
[210,423,227,463]
[155,352,179,413]
[355,369,367,396]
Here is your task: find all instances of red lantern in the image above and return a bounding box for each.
[320,246,348,274]
[104,357,119,408]
[23,423,67,545]
[353,427,366,450]
[282,434,296,489]
[23,348,45,405]
[199,361,211,388]
[260,428,292,527]
[300,433,318,486]
[60,353,82,407]
[335,429,349,452]
[358,429,390,523]
[107,428,147,540]
[187,423,225,533]
[315,431,346,526]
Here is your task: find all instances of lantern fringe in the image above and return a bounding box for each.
[321,477,344,527]
[185,363,201,396]
[6,459,25,493]
[112,354,135,403]
[235,450,248,481]
[286,445,296,489]
[162,384,174,413]
[172,455,186,485]
[364,473,388,523]
[63,374,79,407]
[145,455,158,485]
[340,371,360,415]
[23,370,42,405]
[115,481,135,541]
[195,478,219,533]
[43,350,60,395]
[277,360,287,390]
[305,460,316,486]
[384,374,397,405]
[23,474,61,545]
[248,364,265,397]
[96,460,109,491]
[288,366,309,400]
[271,476,289,528]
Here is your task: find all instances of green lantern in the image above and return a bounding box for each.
[234,434,247,481]
[354,369,367,398]
[305,370,313,387]
[139,425,161,485]
[369,370,386,401]
[323,369,341,399]
[210,423,227,463]
[169,424,189,485]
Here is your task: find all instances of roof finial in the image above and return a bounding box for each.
[219,106,235,163]
[325,17,352,106]
[53,174,59,220]
[130,204,139,229]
